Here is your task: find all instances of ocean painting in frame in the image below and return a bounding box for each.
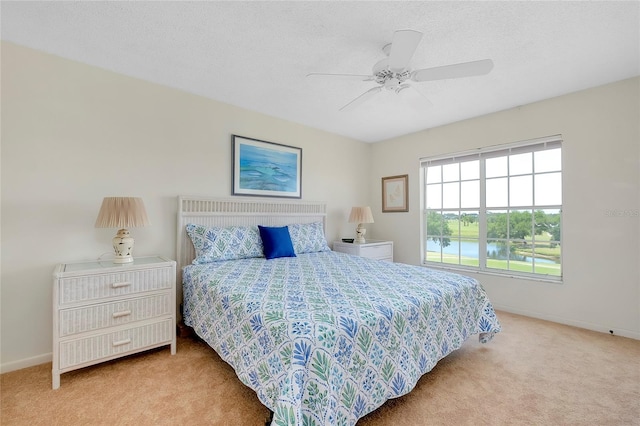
[232,135,302,198]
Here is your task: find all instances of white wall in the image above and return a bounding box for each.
[370,77,640,339]
[0,42,371,371]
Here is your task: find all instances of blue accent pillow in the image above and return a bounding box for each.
[258,225,296,259]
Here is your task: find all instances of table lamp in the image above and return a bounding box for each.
[348,206,374,244]
[95,197,150,264]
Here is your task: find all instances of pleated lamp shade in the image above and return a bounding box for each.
[348,206,374,244]
[95,197,150,264]
[348,206,374,224]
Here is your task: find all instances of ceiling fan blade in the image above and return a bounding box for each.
[307,72,374,81]
[339,86,382,111]
[412,59,494,82]
[388,29,423,72]
[396,85,432,109]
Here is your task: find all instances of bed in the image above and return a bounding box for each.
[177,196,501,425]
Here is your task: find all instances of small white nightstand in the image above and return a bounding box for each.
[52,255,176,389]
[332,240,394,262]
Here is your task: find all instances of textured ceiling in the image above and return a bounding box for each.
[2,1,639,143]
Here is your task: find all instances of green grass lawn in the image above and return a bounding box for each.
[525,245,561,257]
[450,220,480,239]
[426,251,561,276]
[486,258,560,275]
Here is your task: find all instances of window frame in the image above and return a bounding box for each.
[420,135,563,282]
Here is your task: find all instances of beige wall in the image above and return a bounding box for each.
[2,41,638,372]
[370,77,640,339]
[0,42,371,371]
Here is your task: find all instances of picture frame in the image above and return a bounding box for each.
[382,174,409,212]
[232,135,302,198]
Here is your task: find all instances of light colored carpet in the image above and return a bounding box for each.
[2,311,639,425]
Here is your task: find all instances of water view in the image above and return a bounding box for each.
[426,240,556,264]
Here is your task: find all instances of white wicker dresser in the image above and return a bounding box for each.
[52,255,176,389]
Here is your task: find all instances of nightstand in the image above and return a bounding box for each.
[332,240,394,262]
[52,255,176,389]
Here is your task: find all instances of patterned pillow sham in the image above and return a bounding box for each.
[288,222,331,254]
[186,224,264,264]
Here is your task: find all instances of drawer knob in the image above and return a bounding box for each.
[112,310,132,319]
[112,338,132,347]
[111,282,131,289]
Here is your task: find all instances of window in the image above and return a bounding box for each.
[422,136,562,280]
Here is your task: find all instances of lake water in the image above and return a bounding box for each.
[427,240,556,264]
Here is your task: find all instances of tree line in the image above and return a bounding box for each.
[426,210,560,248]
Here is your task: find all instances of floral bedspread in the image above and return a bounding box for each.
[183,251,500,426]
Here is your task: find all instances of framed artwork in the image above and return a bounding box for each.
[232,135,302,198]
[382,174,409,212]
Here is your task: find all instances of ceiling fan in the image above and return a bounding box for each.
[307,29,494,111]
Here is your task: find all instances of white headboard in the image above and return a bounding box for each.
[176,196,327,275]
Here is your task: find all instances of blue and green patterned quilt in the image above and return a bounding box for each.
[183,251,500,425]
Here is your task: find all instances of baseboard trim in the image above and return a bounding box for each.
[1,352,52,374]
[494,305,640,340]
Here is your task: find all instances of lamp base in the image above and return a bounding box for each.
[112,229,135,264]
[355,224,366,244]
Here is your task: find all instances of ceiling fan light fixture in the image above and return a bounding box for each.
[395,84,411,94]
[307,29,493,111]
[375,69,392,84]
[385,77,401,90]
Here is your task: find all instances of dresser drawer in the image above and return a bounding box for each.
[58,319,173,370]
[333,240,394,262]
[334,244,359,256]
[58,293,172,337]
[58,266,173,305]
[360,244,393,260]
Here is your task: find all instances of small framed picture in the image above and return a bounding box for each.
[232,135,302,199]
[382,174,408,212]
